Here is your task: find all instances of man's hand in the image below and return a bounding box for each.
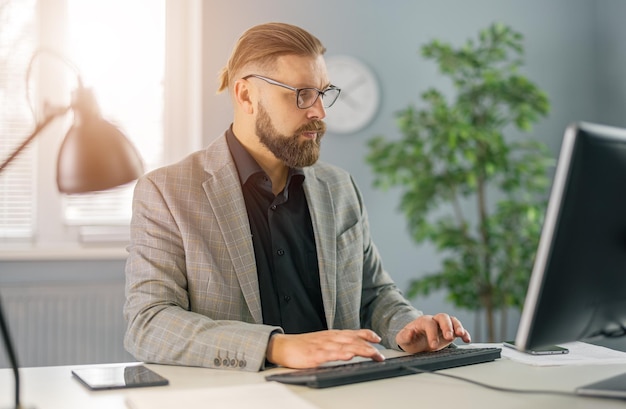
[396,313,472,353]
[266,329,385,369]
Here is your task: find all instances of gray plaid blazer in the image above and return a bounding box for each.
[124,131,421,371]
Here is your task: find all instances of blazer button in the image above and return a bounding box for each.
[239,360,246,368]
[230,358,237,367]
[223,358,230,367]
[214,358,221,367]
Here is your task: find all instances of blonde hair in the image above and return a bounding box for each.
[217,22,326,94]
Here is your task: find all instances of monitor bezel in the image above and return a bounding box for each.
[515,121,626,351]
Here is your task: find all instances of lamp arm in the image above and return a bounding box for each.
[0,107,69,173]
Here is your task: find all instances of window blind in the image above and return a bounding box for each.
[0,0,37,239]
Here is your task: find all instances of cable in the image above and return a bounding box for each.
[402,365,581,398]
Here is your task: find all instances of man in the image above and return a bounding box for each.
[124,22,471,372]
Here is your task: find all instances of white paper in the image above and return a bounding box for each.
[126,381,319,409]
[467,341,626,366]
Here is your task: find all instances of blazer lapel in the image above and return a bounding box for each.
[303,167,337,328]
[201,136,263,324]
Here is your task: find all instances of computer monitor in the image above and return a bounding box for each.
[515,122,626,352]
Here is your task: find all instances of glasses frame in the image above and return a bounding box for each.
[243,74,341,109]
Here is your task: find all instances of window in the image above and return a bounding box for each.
[0,0,37,239]
[0,0,201,258]
[63,0,165,230]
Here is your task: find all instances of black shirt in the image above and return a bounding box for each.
[225,127,327,334]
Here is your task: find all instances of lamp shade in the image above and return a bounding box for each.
[56,86,144,194]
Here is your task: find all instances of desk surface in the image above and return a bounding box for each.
[3,352,626,409]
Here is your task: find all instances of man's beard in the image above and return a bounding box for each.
[255,103,326,168]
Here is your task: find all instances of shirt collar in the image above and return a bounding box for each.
[225,126,261,185]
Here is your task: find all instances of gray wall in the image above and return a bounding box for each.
[2,0,626,366]
[595,0,626,128]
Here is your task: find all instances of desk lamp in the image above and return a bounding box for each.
[0,49,144,409]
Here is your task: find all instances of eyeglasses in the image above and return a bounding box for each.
[243,74,341,109]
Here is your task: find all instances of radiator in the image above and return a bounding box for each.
[0,281,135,368]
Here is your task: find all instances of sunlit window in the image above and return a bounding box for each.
[0,0,37,238]
[0,0,202,252]
[63,0,164,227]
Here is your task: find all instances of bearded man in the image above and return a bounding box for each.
[124,22,471,372]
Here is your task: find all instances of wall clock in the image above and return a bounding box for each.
[324,55,381,134]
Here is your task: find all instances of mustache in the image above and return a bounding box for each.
[297,120,326,134]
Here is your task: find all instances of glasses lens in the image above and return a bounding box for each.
[296,87,341,109]
[322,87,341,108]
[297,88,318,108]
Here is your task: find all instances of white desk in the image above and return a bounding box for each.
[2,354,626,408]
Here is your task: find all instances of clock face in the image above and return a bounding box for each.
[324,55,380,134]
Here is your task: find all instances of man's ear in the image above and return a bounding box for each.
[233,78,255,115]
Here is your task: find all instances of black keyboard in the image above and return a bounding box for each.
[265,346,501,388]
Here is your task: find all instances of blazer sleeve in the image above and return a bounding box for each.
[349,175,423,348]
[308,162,422,349]
[123,160,281,372]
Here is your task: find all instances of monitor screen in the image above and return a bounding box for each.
[515,122,626,351]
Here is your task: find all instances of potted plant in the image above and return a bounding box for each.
[366,23,553,342]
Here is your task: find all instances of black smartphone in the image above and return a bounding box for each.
[503,340,569,355]
[72,364,169,391]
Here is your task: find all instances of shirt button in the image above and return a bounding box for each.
[270,205,277,210]
[284,295,291,302]
[277,249,285,256]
